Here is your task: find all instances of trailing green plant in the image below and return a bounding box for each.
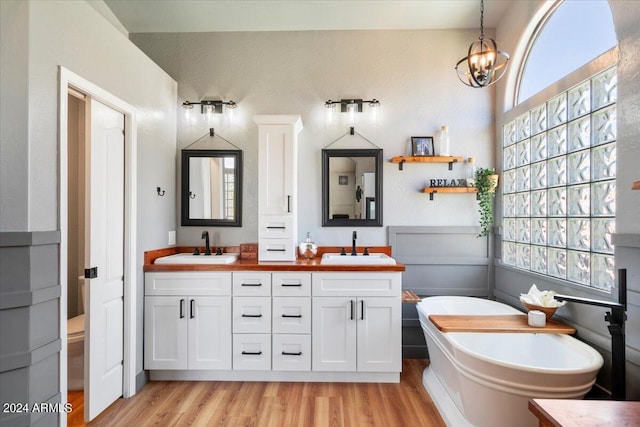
[474,167,497,238]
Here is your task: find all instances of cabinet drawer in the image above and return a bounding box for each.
[259,216,294,238]
[272,297,311,334]
[312,272,402,297]
[272,334,311,371]
[233,297,271,333]
[145,272,232,296]
[272,273,311,296]
[258,238,296,261]
[233,334,271,371]
[233,272,271,296]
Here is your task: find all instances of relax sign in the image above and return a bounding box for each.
[428,179,467,187]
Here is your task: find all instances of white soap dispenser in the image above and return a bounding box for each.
[298,232,317,260]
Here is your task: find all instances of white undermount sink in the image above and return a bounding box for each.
[320,252,397,265]
[154,253,239,265]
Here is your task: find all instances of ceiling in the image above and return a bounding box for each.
[102,0,512,34]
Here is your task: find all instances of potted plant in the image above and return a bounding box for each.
[474,167,499,237]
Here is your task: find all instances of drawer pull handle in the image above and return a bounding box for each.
[241,283,262,287]
[350,300,355,320]
[241,314,263,318]
[281,283,302,287]
[190,299,195,319]
[266,226,286,229]
[282,314,302,318]
[179,299,185,319]
[282,351,302,356]
[241,351,263,356]
[267,248,286,252]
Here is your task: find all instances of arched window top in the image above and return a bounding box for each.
[518,0,617,103]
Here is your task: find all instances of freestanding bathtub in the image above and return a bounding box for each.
[417,296,603,427]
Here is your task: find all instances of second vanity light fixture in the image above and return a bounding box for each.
[182,99,238,114]
[455,0,510,88]
[324,98,380,112]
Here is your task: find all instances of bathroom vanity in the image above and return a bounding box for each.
[143,247,404,383]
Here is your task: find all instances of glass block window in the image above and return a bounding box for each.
[502,66,617,291]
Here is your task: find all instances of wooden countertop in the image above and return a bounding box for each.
[428,314,576,334]
[529,399,640,427]
[143,246,406,272]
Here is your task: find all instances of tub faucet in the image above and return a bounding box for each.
[201,231,211,255]
[554,268,627,400]
[351,231,357,256]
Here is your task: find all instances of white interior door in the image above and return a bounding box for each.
[85,98,125,420]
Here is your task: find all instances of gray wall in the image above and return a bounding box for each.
[494,0,640,399]
[0,1,177,424]
[130,29,495,249]
[389,226,491,358]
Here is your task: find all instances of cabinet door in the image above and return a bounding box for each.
[273,297,311,334]
[233,296,272,333]
[232,272,271,296]
[233,333,272,371]
[312,297,356,371]
[258,124,295,216]
[187,296,232,370]
[272,272,311,297]
[144,296,187,370]
[356,298,402,372]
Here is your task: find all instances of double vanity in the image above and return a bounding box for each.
[151,114,403,382]
[144,246,405,383]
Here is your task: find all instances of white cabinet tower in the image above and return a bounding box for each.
[254,115,303,261]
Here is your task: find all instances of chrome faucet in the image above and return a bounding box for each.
[201,231,211,255]
[351,231,357,256]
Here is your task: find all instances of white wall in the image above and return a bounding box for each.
[131,29,495,249]
[0,0,177,377]
[495,0,640,399]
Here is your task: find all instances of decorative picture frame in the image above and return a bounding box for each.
[338,175,349,185]
[411,136,435,157]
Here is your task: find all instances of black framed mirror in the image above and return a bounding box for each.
[322,148,383,226]
[181,149,242,226]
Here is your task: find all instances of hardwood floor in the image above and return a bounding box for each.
[68,360,445,427]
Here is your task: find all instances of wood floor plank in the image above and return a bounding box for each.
[68,360,445,427]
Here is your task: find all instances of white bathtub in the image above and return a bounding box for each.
[417,296,603,427]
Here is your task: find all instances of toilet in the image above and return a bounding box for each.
[68,276,85,390]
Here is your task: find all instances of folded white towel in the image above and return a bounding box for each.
[519,284,565,308]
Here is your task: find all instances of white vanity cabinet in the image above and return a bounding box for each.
[311,272,402,373]
[254,115,303,261]
[144,272,232,370]
[144,269,401,382]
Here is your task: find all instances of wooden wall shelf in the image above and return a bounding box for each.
[422,187,477,200]
[390,156,464,171]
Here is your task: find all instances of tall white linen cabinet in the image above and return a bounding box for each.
[254,115,303,261]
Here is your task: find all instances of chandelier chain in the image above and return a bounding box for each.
[480,0,485,39]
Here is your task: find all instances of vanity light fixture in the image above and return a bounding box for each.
[181,99,238,114]
[455,0,510,88]
[324,98,380,112]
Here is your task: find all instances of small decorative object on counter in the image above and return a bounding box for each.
[519,284,566,321]
[465,157,476,187]
[528,310,546,328]
[298,232,317,260]
[435,125,450,156]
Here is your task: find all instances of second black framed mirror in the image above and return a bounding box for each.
[322,148,383,227]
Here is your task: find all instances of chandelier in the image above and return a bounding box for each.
[455,0,510,88]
